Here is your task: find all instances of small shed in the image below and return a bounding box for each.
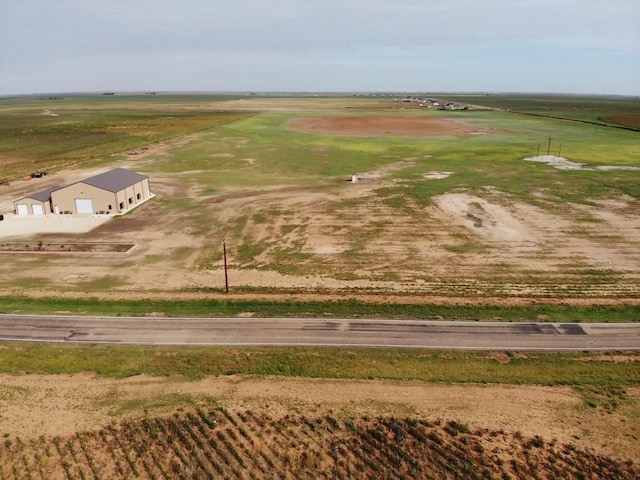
[14,186,62,215]
[50,168,151,215]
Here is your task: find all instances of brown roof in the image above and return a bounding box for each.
[81,168,147,193]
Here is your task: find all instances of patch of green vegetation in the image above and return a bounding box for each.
[0,385,30,401]
[198,249,224,269]
[143,255,162,265]
[159,196,199,212]
[236,237,267,264]
[444,242,486,254]
[0,296,637,322]
[465,213,483,227]
[384,195,407,209]
[252,212,268,224]
[113,261,136,269]
[7,277,50,289]
[101,391,218,416]
[438,94,640,126]
[0,343,636,387]
[74,276,126,291]
[269,245,313,275]
[574,214,604,223]
[575,269,618,276]
[171,247,194,262]
[280,224,298,235]
[575,385,629,413]
[233,216,248,238]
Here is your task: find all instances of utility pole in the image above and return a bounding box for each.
[547,136,552,156]
[537,143,540,156]
[558,143,562,157]
[223,240,229,293]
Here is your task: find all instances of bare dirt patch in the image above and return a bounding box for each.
[524,155,640,171]
[433,192,640,278]
[423,171,454,180]
[577,354,640,363]
[289,115,495,136]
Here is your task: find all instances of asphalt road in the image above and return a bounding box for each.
[0,314,638,350]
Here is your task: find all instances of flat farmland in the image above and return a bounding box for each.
[0,94,638,302]
[0,92,639,477]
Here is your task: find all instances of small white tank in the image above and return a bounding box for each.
[351,174,359,183]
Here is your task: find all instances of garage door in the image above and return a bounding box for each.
[74,198,94,214]
[16,204,28,215]
[31,204,44,215]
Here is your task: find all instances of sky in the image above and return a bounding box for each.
[1,0,639,96]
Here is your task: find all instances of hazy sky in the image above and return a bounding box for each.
[1,0,639,95]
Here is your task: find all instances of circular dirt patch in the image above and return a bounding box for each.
[289,115,493,137]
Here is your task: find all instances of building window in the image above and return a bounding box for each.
[108,204,112,210]
[119,202,124,209]
[128,197,133,205]
[136,193,141,200]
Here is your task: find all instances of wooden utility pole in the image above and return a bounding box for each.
[537,143,540,156]
[547,136,552,155]
[223,240,229,293]
[558,143,562,156]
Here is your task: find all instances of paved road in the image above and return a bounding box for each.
[0,314,638,350]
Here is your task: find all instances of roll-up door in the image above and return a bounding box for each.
[74,198,94,214]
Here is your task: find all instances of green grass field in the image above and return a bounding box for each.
[2,93,638,197]
[0,296,637,321]
[438,93,640,128]
[0,342,637,386]
[167,107,640,201]
[0,95,252,181]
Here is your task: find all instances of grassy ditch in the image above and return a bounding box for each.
[0,343,640,388]
[0,342,637,386]
[0,296,638,321]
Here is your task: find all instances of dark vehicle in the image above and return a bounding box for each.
[31,171,47,178]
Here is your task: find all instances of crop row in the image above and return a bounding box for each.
[0,410,636,479]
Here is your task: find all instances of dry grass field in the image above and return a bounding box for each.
[0,95,638,301]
